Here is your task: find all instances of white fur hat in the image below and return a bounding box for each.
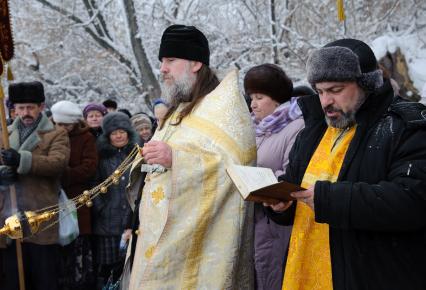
[51,100,83,124]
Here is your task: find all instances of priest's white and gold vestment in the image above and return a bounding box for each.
[127,70,256,289]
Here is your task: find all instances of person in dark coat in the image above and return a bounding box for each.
[51,100,98,290]
[265,39,426,290]
[92,112,141,289]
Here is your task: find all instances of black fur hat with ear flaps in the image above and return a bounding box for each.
[306,38,383,92]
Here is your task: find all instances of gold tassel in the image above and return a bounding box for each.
[7,64,13,81]
[337,0,345,22]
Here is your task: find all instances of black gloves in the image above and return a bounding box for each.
[1,148,21,167]
[0,166,17,185]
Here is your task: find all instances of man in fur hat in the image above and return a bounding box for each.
[0,81,70,290]
[265,39,426,290]
[126,25,256,289]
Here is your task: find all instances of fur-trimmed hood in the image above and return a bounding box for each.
[96,128,141,158]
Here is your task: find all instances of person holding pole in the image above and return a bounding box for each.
[0,81,70,290]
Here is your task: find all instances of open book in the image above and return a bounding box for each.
[226,164,304,203]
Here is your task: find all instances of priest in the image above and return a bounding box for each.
[127,25,256,289]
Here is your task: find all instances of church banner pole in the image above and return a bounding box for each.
[0,1,25,288]
[0,83,26,290]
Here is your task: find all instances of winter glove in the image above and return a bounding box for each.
[0,166,17,185]
[1,148,21,167]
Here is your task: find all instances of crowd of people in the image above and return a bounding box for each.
[0,88,161,289]
[0,23,425,290]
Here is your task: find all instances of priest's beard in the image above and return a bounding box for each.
[161,66,196,108]
[324,90,366,129]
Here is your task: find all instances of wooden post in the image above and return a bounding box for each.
[0,84,26,290]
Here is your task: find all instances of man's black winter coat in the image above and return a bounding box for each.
[268,80,426,290]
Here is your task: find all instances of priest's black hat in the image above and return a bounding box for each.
[8,81,45,104]
[158,24,210,66]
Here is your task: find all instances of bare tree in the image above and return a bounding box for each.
[122,0,161,99]
[8,0,425,109]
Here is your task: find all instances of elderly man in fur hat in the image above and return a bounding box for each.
[265,39,426,290]
[0,81,70,290]
[125,25,256,289]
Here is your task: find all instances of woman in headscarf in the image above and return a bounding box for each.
[91,112,142,289]
[83,103,108,139]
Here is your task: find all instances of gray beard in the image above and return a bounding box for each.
[325,91,367,129]
[325,110,357,129]
[161,72,196,108]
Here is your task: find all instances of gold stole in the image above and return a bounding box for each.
[282,126,356,290]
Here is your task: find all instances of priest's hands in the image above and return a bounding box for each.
[290,185,315,210]
[142,141,172,168]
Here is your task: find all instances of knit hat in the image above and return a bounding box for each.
[158,24,210,66]
[51,100,83,124]
[102,112,133,136]
[8,81,45,104]
[83,103,108,118]
[130,113,153,131]
[152,98,168,108]
[244,64,293,104]
[306,38,383,91]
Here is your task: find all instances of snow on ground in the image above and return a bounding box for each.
[371,34,426,104]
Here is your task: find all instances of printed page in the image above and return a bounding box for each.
[228,165,278,192]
